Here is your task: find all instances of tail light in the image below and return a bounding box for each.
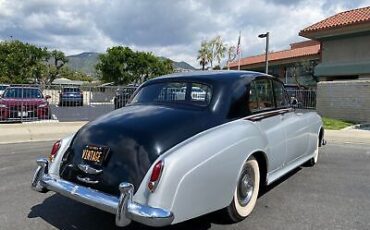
[49,140,61,162]
[148,160,164,192]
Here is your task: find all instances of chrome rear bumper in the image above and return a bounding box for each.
[31,158,174,227]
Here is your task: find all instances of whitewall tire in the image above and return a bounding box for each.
[224,156,260,222]
[306,138,319,167]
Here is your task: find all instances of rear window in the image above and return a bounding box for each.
[3,88,43,99]
[131,82,212,107]
[63,88,80,92]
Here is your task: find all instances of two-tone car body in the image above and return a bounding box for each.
[32,71,324,227]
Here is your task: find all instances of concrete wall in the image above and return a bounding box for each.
[322,34,370,64]
[317,80,370,122]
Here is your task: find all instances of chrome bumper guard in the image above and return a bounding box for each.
[31,158,174,227]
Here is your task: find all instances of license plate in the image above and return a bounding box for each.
[81,145,110,165]
[18,111,28,117]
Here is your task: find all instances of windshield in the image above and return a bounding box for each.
[131,82,212,107]
[63,88,80,92]
[3,88,43,99]
[0,86,8,91]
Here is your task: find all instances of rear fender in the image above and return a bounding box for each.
[133,120,268,224]
[48,133,75,177]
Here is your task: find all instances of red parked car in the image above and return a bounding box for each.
[0,87,51,121]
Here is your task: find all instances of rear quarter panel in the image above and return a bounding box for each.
[48,134,75,177]
[133,119,269,224]
[305,111,323,154]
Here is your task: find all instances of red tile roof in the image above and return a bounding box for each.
[229,42,320,68]
[300,6,370,35]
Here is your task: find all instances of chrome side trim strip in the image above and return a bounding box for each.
[244,108,293,121]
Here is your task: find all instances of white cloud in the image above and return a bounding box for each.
[0,0,369,67]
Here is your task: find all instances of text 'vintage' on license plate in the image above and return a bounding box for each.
[81,145,110,165]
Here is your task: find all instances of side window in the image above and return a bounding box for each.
[254,79,274,111]
[249,81,259,111]
[272,80,289,108]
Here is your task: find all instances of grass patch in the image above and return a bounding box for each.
[322,117,355,130]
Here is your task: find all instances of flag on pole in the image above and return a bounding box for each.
[236,32,241,55]
[237,31,241,70]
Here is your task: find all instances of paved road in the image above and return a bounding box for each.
[0,141,369,230]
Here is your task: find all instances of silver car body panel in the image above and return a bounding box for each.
[133,109,322,224]
[47,109,322,225]
[48,133,74,178]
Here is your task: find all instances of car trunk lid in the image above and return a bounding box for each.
[59,104,221,195]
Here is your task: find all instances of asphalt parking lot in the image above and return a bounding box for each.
[0,141,369,230]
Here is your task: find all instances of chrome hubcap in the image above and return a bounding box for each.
[237,165,255,207]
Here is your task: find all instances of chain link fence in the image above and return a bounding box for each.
[286,89,316,109]
[0,84,316,123]
[0,84,137,123]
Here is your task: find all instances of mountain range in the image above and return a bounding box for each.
[66,52,196,77]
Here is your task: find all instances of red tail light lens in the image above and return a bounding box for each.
[148,160,164,192]
[49,140,61,162]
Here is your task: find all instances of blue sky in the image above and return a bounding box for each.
[0,0,369,67]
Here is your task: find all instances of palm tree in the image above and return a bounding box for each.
[207,40,214,69]
[197,41,210,70]
[227,46,236,70]
[211,36,227,69]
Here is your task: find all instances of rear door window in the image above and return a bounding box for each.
[249,79,274,112]
[273,80,289,108]
[249,81,259,112]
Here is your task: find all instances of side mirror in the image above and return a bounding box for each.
[290,97,298,107]
[45,95,51,100]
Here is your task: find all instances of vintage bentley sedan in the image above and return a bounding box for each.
[32,71,325,227]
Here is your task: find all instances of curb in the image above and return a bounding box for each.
[1,121,370,145]
[0,121,88,144]
[325,129,370,145]
[342,123,370,131]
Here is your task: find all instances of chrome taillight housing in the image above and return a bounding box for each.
[49,140,61,162]
[148,160,164,192]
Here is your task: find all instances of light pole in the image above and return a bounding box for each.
[258,32,269,74]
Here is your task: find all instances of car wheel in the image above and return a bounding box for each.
[224,156,260,222]
[305,138,319,167]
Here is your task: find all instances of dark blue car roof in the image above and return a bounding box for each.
[152,70,266,83]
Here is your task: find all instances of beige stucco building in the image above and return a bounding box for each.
[231,6,370,122]
[300,6,370,122]
[300,6,370,81]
